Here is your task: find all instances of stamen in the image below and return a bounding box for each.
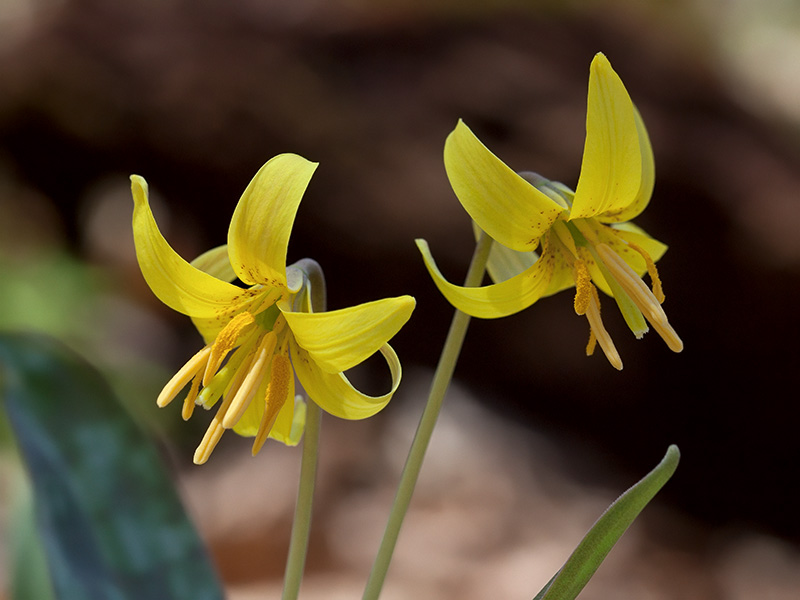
[194,419,225,465]
[222,349,258,407]
[157,346,211,408]
[252,354,292,456]
[595,243,683,353]
[627,242,665,303]
[196,336,258,409]
[586,330,597,356]
[192,349,258,464]
[203,311,256,385]
[585,286,623,370]
[573,260,593,315]
[222,332,278,429]
[181,371,203,420]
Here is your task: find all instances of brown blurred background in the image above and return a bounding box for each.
[1,0,799,598]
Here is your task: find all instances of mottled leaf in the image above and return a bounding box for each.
[0,333,224,600]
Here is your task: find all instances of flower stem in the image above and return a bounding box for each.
[362,230,493,600]
[282,257,327,600]
[281,397,322,600]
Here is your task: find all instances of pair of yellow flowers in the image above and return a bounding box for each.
[131,54,682,464]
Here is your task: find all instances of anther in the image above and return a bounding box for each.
[586,330,597,356]
[222,332,278,429]
[573,260,593,315]
[252,354,293,456]
[194,419,225,465]
[203,312,256,386]
[595,243,683,352]
[157,346,211,408]
[192,349,258,464]
[627,242,665,303]
[585,285,623,370]
[181,372,203,420]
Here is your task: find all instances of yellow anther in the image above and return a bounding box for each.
[203,311,256,386]
[181,372,203,420]
[585,286,623,370]
[252,354,292,456]
[595,243,683,353]
[192,353,255,464]
[222,349,257,407]
[627,242,665,303]
[222,332,278,429]
[573,260,593,316]
[586,330,597,357]
[193,419,225,465]
[157,346,211,408]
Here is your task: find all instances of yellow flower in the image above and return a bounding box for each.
[131,154,415,463]
[416,54,682,370]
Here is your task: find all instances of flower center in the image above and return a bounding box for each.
[155,286,296,464]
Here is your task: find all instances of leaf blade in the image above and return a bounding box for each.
[0,333,224,600]
[536,444,680,600]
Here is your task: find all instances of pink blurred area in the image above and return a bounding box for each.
[1,0,800,598]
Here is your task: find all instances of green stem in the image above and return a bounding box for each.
[282,257,327,600]
[281,399,322,600]
[362,230,493,600]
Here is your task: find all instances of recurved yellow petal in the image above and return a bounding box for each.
[283,295,415,373]
[569,54,643,220]
[131,175,245,318]
[191,245,237,282]
[228,154,318,287]
[541,234,578,298]
[415,238,555,319]
[290,341,401,420]
[444,120,564,251]
[473,221,538,284]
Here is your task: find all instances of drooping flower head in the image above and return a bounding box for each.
[132,154,415,463]
[416,53,682,369]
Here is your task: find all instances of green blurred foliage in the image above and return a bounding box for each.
[0,333,224,600]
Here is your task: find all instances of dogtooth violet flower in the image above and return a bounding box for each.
[131,154,415,464]
[416,54,682,370]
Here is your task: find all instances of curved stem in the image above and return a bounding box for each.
[282,258,326,600]
[362,230,493,600]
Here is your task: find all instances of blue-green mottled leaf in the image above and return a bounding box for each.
[0,333,224,600]
[535,445,680,600]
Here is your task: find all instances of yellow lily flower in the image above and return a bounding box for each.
[131,154,415,463]
[416,53,682,370]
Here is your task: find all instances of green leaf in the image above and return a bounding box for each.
[8,470,56,600]
[535,444,680,600]
[0,333,224,600]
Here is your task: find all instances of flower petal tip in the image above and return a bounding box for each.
[130,175,148,204]
[399,294,416,310]
[591,52,611,70]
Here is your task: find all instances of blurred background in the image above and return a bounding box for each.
[1,0,800,598]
